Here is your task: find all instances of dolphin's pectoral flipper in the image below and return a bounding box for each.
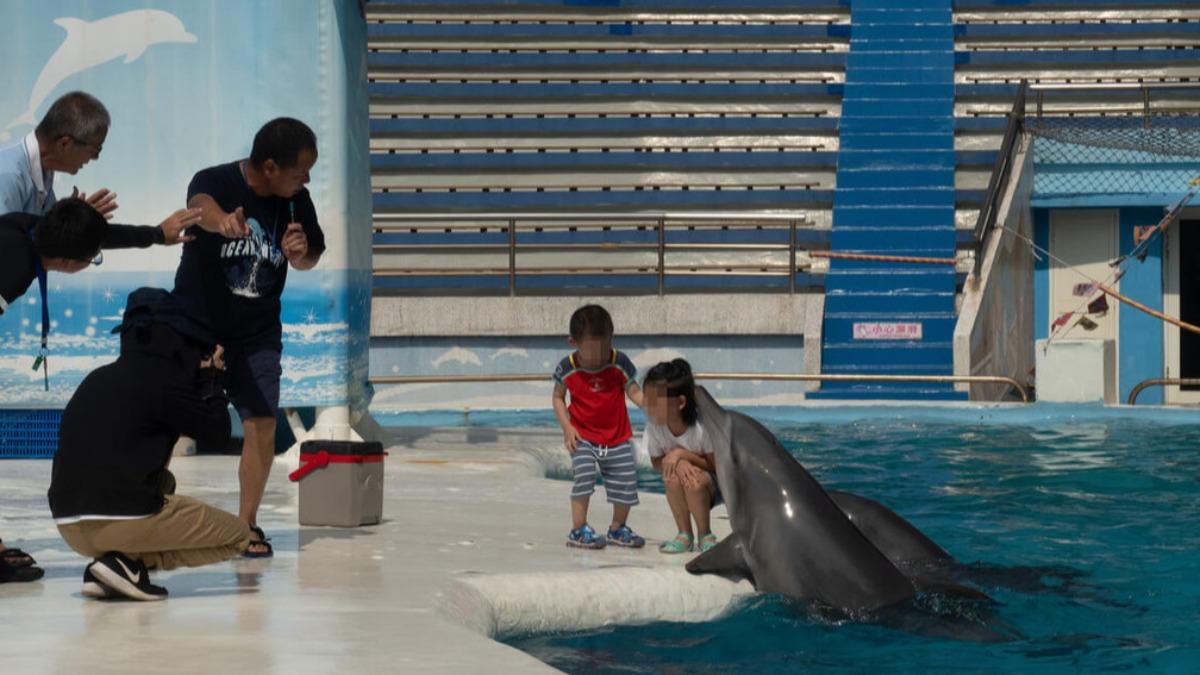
[124,43,151,63]
[684,534,755,586]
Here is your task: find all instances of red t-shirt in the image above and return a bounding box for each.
[553,349,637,446]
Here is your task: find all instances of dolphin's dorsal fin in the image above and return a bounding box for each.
[685,534,755,586]
[53,17,88,36]
[695,386,730,429]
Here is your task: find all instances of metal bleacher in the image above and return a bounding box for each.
[365,0,1200,397]
[367,1,848,294]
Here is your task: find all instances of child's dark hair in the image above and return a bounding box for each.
[569,304,614,340]
[644,358,698,426]
[34,198,106,261]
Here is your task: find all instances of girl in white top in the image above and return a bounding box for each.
[642,358,720,554]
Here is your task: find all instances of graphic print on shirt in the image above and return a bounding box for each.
[220,217,283,298]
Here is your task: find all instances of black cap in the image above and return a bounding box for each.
[111,287,216,347]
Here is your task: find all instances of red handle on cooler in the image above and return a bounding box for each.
[288,450,386,482]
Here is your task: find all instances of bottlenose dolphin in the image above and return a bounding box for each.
[686,386,992,614]
[827,490,951,570]
[686,386,919,612]
[2,10,197,139]
[830,490,1121,607]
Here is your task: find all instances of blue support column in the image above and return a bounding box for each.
[812,0,965,400]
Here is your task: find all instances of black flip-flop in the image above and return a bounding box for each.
[243,526,274,559]
[0,547,37,568]
[0,558,44,583]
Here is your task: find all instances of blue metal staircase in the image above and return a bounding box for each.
[812,0,965,400]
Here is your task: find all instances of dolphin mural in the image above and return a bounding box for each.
[685,386,988,613]
[2,10,197,139]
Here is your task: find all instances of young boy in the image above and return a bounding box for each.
[552,304,645,549]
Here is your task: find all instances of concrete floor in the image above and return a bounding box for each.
[0,427,744,674]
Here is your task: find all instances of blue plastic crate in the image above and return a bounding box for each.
[0,409,62,459]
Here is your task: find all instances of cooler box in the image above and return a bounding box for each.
[288,440,386,527]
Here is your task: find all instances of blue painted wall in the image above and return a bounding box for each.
[1033,209,1050,344]
[1117,208,1166,405]
[370,336,805,411]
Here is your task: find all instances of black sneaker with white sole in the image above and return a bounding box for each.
[81,564,112,599]
[89,552,167,601]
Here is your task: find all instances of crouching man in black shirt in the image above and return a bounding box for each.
[48,288,252,601]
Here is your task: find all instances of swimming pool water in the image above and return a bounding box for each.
[503,408,1200,674]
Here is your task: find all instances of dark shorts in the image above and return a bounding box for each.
[224,345,282,421]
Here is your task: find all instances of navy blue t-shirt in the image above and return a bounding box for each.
[173,161,326,348]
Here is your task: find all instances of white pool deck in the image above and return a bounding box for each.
[0,427,748,674]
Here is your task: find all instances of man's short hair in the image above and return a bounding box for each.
[35,91,110,143]
[249,117,317,170]
[569,304,614,340]
[34,198,107,261]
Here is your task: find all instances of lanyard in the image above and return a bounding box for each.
[27,231,49,391]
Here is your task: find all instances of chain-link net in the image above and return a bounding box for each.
[1028,115,1200,198]
[1030,115,1200,159]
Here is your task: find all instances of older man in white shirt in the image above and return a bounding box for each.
[0,90,117,217]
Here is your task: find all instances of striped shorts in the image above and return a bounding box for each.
[570,439,639,506]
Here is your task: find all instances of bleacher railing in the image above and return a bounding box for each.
[1031,82,1200,119]
[367,372,1031,403]
[971,80,1026,279]
[373,212,812,296]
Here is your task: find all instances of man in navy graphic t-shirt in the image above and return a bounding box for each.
[173,117,326,557]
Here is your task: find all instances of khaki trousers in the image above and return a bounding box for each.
[58,495,252,571]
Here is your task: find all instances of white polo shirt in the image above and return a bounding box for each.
[0,131,56,215]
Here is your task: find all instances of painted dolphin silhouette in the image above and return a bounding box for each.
[2,10,197,138]
[686,386,988,613]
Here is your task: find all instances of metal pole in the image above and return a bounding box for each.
[369,372,1031,403]
[657,216,666,296]
[508,218,516,297]
[1128,378,1200,405]
[972,81,1025,281]
[789,219,797,294]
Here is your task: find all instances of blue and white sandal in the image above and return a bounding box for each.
[606,525,646,548]
[567,524,607,549]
